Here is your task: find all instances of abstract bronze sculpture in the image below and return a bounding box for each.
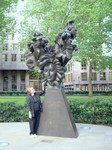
[25,20,77,87]
[25,20,78,138]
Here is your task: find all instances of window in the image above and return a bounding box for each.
[100,72,106,80]
[76,85,80,91]
[65,74,72,82]
[68,64,70,72]
[3,43,8,51]
[21,54,25,61]
[92,72,97,81]
[109,72,112,80]
[81,73,87,81]
[2,54,8,61]
[68,74,70,82]
[3,71,8,91]
[71,73,73,82]
[20,71,25,91]
[65,74,68,82]
[67,63,72,72]
[81,85,88,91]
[12,43,19,51]
[64,85,73,91]
[71,63,72,70]
[11,54,17,61]
[12,71,17,91]
[99,84,107,91]
[81,63,87,70]
[93,84,98,91]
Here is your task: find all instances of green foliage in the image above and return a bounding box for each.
[67,96,112,102]
[20,0,112,53]
[0,90,112,97]
[0,98,112,126]
[0,91,27,96]
[28,67,43,79]
[0,102,28,122]
[0,0,18,35]
[65,90,112,96]
[19,0,112,97]
[69,99,112,125]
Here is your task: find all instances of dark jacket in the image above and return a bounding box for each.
[26,90,45,117]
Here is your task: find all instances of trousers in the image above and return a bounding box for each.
[29,110,40,135]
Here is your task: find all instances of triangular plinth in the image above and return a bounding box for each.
[37,87,78,138]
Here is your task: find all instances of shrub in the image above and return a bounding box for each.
[0,102,28,122]
[69,99,112,126]
[0,90,112,96]
[0,99,112,126]
[0,91,27,96]
[65,90,112,96]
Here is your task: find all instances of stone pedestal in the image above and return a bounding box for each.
[37,87,78,138]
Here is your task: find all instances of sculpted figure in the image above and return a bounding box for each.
[54,20,77,64]
[39,55,66,86]
[25,32,49,69]
[25,20,77,87]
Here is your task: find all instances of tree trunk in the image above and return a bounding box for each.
[89,61,93,97]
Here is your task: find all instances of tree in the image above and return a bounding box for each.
[0,0,18,41]
[28,67,42,79]
[72,0,112,96]
[19,0,112,96]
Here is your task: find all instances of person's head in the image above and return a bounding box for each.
[26,87,35,95]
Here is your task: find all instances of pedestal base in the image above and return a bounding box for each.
[37,87,78,138]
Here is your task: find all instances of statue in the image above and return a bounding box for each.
[25,20,77,87]
[25,20,79,138]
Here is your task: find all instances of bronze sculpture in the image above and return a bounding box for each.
[25,20,79,138]
[25,20,77,87]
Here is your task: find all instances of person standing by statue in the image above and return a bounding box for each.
[26,82,47,136]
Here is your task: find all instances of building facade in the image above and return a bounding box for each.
[64,62,112,91]
[1,38,112,92]
[0,39,42,91]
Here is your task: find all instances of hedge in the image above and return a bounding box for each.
[0,90,112,96]
[69,99,112,126]
[0,102,28,122]
[65,90,112,96]
[0,91,27,96]
[0,99,112,126]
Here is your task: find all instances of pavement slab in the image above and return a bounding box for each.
[0,122,112,150]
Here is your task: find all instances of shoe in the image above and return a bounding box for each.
[33,134,37,138]
[30,134,37,138]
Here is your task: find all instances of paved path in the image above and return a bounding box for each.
[0,122,112,150]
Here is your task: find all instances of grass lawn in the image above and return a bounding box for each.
[0,96,26,105]
[0,96,44,105]
[0,95,112,105]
